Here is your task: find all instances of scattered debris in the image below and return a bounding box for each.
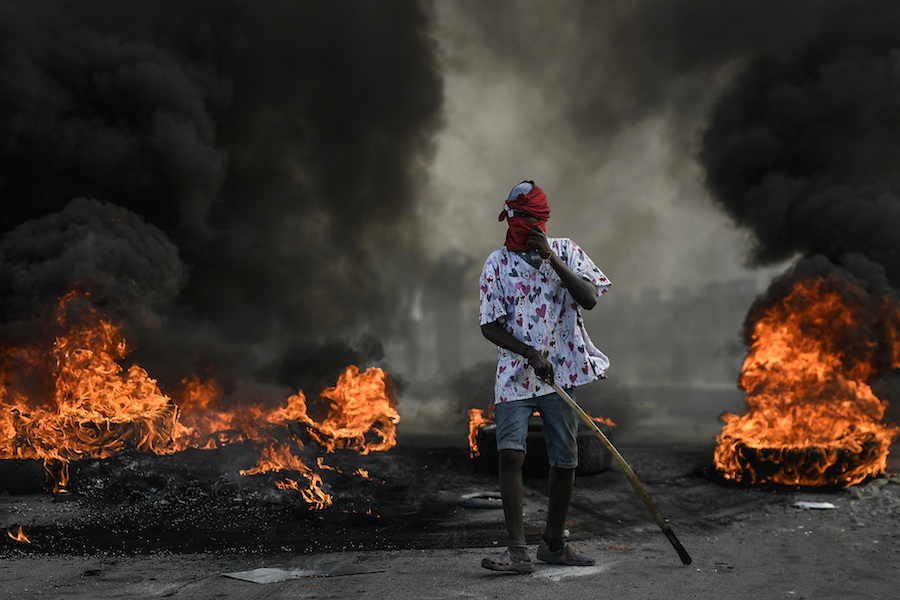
[848,476,892,499]
[846,474,900,524]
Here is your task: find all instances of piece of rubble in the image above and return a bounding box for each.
[223,564,385,584]
[792,501,835,510]
[458,491,503,509]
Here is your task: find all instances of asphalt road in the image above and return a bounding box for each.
[2,441,897,599]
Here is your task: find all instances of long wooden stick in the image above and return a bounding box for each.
[549,381,693,565]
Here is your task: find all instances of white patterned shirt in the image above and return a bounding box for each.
[479,238,611,403]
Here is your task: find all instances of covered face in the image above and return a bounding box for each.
[498,181,550,251]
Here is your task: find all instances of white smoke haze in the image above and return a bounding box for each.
[423,1,794,292]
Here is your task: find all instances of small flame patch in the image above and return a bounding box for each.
[6,525,30,544]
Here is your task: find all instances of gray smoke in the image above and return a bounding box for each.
[0,1,443,398]
[701,1,900,281]
[0,197,185,330]
[6,0,898,429]
[446,0,827,137]
[699,1,900,420]
[425,0,850,303]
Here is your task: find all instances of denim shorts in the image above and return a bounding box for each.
[494,390,579,469]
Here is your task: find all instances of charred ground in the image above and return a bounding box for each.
[3,438,898,559]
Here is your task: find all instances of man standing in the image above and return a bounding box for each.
[479,180,611,573]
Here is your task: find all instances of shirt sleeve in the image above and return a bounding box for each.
[479,253,507,326]
[559,239,611,298]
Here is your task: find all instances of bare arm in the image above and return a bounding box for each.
[527,228,597,309]
[481,320,554,381]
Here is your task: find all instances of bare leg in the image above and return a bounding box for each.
[544,465,575,540]
[498,449,526,542]
[482,452,535,573]
[535,464,594,566]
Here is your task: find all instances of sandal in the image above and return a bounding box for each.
[536,539,595,566]
[481,548,535,574]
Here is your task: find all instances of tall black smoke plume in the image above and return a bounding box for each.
[0,1,443,400]
[700,1,900,418]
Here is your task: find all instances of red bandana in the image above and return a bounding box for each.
[498,182,550,251]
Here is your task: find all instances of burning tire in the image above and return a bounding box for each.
[472,416,613,477]
[716,436,891,488]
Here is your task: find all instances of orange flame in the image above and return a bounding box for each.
[590,415,616,428]
[0,291,178,489]
[715,274,900,487]
[467,408,492,458]
[242,442,334,509]
[317,456,337,472]
[6,525,30,543]
[307,365,400,454]
[43,459,69,494]
[0,292,399,507]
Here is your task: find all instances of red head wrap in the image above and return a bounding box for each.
[498,181,550,251]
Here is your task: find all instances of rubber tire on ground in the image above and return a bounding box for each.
[472,416,613,477]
